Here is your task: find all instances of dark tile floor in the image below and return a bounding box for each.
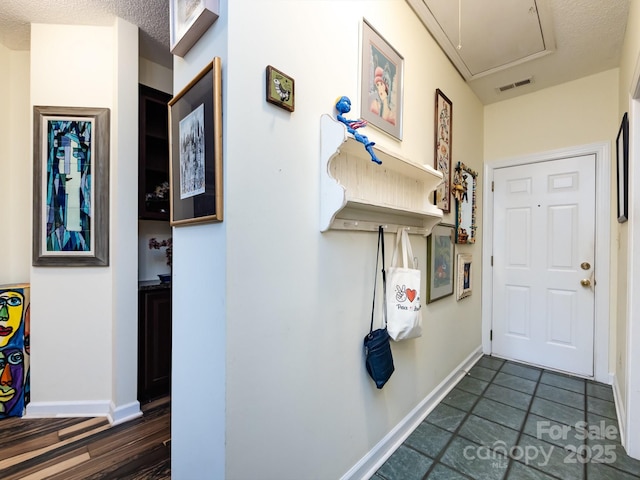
[373,355,640,480]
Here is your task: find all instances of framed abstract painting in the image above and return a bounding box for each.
[33,106,110,266]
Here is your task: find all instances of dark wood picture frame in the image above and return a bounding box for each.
[434,89,453,213]
[169,57,223,226]
[427,223,455,303]
[617,112,629,223]
[33,106,110,266]
[265,65,295,112]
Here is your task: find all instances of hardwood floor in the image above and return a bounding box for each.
[0,396,170,480]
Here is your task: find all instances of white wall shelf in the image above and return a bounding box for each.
[320,114,443,236]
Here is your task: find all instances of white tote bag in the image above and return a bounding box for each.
[386,228,423,341]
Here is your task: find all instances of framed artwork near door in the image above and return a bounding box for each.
[456,253,472,300]
[454,162,478,244]
[434,89,452,212]
[427,224,455,303]
[616,112,629,223]
[32,106,110,266]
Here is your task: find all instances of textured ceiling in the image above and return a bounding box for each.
[0,1,631,103]
[408,0,630,104]
[0,0,172,68]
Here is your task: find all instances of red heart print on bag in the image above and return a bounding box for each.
[406,288,417,302]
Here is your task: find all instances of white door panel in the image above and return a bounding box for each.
[492,155,595,376]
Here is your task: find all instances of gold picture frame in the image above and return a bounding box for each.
[169,58,223,226]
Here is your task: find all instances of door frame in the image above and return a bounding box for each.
[481,142,611,383]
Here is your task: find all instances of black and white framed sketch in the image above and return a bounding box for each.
[179,103,205,199]
[169,58,223,226]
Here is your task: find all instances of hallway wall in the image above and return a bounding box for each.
[171,0,484,478]
[0,46,30,284]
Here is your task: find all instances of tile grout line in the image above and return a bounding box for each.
[415,358,502,480]
[498,363,570,480]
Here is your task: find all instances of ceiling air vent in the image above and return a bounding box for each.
[496,77,534,93]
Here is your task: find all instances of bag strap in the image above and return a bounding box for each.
[391,228,415,268]
[402,228,416,268]
[369,226,387,334]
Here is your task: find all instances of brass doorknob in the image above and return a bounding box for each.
[580,279,591,287]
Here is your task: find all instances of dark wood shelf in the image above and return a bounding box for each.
[139,84,171,221]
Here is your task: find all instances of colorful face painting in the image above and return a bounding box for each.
[46,118,93,252]
[0,291,24,348]
[0,349,24,416]
[0,287,30,418]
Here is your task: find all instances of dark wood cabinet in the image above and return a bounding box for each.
[139,84,172,221]
[138,286,172,402]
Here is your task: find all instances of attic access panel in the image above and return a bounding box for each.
[407,0,555,80]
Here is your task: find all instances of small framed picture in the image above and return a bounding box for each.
[456,253,472,300]
[360,18,403,140]
[169,58,223,226]
[266,65,295,112]
[427,224,455,303]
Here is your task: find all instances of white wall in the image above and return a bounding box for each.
[171,0,484,478]
[0,47,30,285]
[617,0,640,457]
[485,69,619,160]
[0,44,10,281]
[27,20,140,422]
[171,3,228,478]
[139,57,173,93]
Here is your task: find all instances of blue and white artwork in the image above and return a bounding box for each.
[45,118,94,253]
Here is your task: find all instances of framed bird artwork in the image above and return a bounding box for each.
[266,65,295,112]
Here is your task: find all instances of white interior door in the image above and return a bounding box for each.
[492,154,596,376]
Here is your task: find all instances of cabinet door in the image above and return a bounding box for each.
[139,289,172,401]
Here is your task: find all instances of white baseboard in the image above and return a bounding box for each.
[612,373,627,448]
[24,399,142,426]
[25,400,111,419]
[109,400,143,426]
[341,346,483,480]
